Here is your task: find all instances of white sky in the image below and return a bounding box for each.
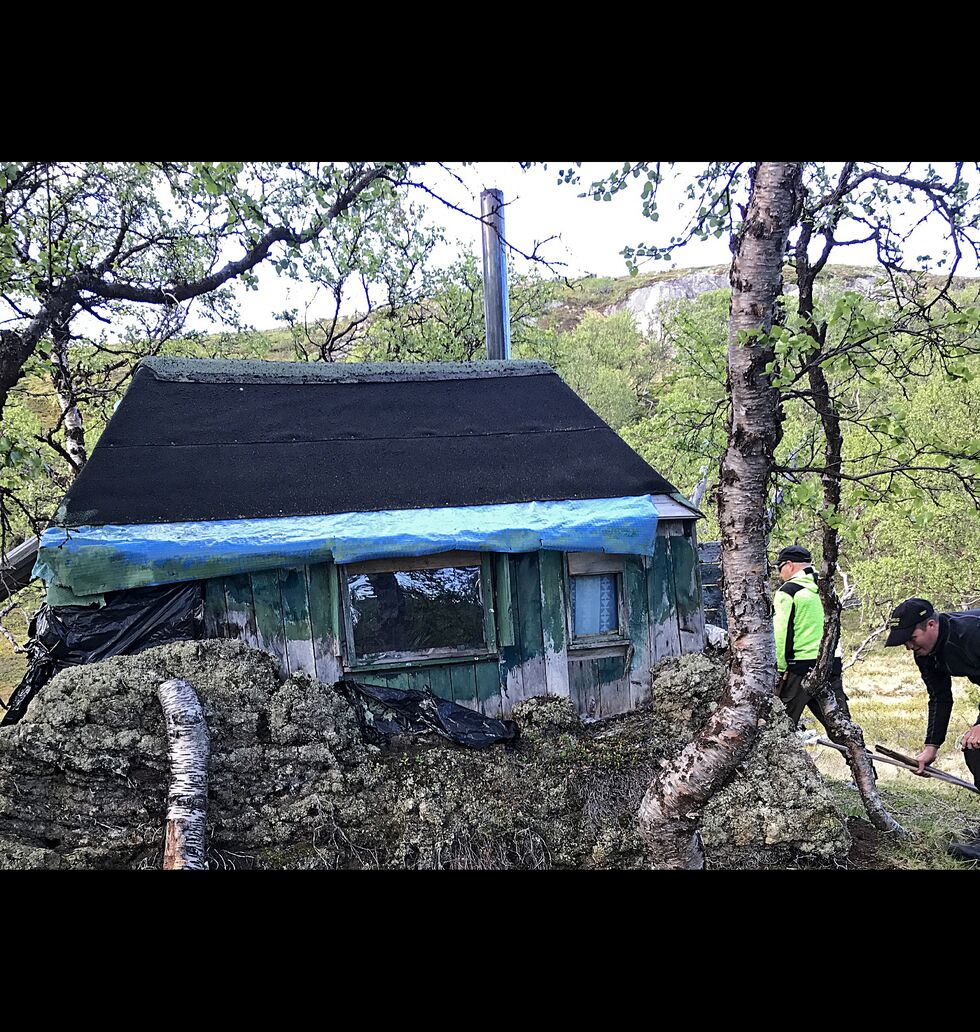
[204,161,980,333]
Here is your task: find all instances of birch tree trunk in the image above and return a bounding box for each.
[158,678,210,870]
[792,212,905,837]
[638,162,803,868]
[50,319,87,473]
[805,359,906,836]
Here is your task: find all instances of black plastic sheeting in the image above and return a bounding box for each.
[334,679,519,750]
[0,582,203,726]
[1,584,518,751]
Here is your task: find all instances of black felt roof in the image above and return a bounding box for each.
[57,358,678,527]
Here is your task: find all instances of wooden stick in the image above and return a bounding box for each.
[813,737,980,794]
[874,742,980,794]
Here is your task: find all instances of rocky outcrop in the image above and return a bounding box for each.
[0,641,848,869]
[600,266,896,338]
[644,652,849,865]
[604,267,730,336]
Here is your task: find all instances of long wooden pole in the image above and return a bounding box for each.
[874,742,980,793]
[814,736,980,794]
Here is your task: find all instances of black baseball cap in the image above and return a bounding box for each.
[775,545,812,567]
[884,598,936,646]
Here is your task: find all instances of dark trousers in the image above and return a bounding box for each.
[779,668,876,778]
[778,668,851,733]
[777,670,811,725]
[965,737,980,789]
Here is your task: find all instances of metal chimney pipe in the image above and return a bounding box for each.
[481,188,511,360]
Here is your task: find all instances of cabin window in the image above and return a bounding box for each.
[566,553,625,643]
[570,574,619,635]
[341,551,495,665]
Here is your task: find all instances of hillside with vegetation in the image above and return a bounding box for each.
[2,260,979,673]
[1,257,978,870]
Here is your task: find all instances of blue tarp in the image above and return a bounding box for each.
[34,495,661,599]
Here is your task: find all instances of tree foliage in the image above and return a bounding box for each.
[565,161,980,857]
[351,253,556,364]
[0,161,429,550]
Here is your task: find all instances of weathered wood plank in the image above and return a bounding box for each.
[223,573,258,648]
[597,655,630,717]
[450,663,479,711]
[567,552,626,576]
[668,523,705,654]
[202,578,226,638]
[352,672,388,688]
[279,565,316,676]
[385,670,410,692]
[697,535,726,625]
[307,560,343,684]
[688,523,707,646]
[497,555,525,715]
[476,659,503,718]
[697,539,721,564]
[345,551,481,575]
[514,552,546,702]
[567,644,630,660]
[250,569,288,673]
[423,664,453,702]
[584,659,602,718]
[699,564,722,588]
[648,525,682,662]
[492,553,515,648]
[567,658,596,718]
[623,555,653,709]
[481,553,497,654]
[537,550,570,699]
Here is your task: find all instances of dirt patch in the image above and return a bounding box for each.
[841,816,904,870]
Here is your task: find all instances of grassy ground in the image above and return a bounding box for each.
[0,583,40,707]
[802,647,980,869]
[825,780,978,869]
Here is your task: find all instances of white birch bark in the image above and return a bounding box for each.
[51,322,88,472]
[157,678,210,870]
[638,162,804,868]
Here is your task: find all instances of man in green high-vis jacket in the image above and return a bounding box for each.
[772,546,867,785]
[773,544,825,724]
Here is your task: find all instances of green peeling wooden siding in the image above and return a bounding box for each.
[201,521,704,719]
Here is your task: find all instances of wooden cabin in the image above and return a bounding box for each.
[35,357,704,719]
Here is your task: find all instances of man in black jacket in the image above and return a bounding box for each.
[885,598,980,860]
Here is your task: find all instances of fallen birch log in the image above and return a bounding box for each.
[157,678,210,870]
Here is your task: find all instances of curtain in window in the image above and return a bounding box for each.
[571,574,618,636]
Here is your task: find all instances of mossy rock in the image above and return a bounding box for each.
[0,644,848,869]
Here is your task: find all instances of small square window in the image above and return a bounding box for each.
[566,552,626,644]
[570,573,620,637]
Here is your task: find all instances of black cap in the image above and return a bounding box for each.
[884,598,936,646]
[775,545,812,567]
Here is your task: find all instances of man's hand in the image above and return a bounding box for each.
[915,745,940,775]
[960,724,980,750]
